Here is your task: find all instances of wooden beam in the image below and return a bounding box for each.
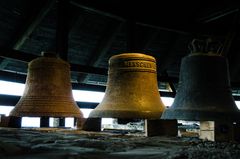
[70,0,125,22]
[90,22,123,67]
[142,30,160,52]
[127,25,160,53]
[0,70,26,83]
[78,20,123,82]
[70,63,108,75]
[1,92,239,109]
[70,0,193,35]
[0,58,9,69]
[71,83,105,92]
[0,70,105,92]
[0,95,20,106]
[56,0,70,61]
[0,48,40,62]
[157,34,182,73]
[12,0,56,50]
[136,22,191,35]
[0,49,108,75]
[71,0,239,36]
[197,8,239,23]
[0,48,180,83]
[0,70,176,97]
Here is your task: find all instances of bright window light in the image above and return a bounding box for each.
[234,101,240,109]
[161,97,174,107]
[102,118,114,125]
[49,117,54,127]
[1,80,240,124]
[22,117,40,127]
[72,90,104,103]
[0,80,105,103]
[65,117,74,128]
[81,108,93,118]
[0,106,14,116]
[0,80,24,96]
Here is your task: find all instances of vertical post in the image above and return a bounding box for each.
[59,117,65,127]
[74,117,77,127]
[56,0,69,61]
[200,120,235,142]
[8,116,22,128]
[215,120,234,142]
[82,118,101,131]
[145,119,177,137]
[40,116,50,127]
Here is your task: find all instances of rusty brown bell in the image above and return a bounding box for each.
[9,52,83,118]
[89,53,165,119]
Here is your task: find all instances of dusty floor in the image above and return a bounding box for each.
[0,127,240,159]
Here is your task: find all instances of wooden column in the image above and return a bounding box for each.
[82,118,101,131]
[59,117,65,127]
[40,116,50,127]
[145,119,178,137]
[8,116,22,128]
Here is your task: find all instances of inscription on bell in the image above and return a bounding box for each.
[113,60,156,71]
[124,61,154,68]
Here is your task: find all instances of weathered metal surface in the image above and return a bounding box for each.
[89,53,165,119]
[9,52,83,118]
[162,54,240,121]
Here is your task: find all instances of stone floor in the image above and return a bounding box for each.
[0,127,240,159]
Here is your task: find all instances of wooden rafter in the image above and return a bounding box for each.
[70,0,193,35]
[0,49,178,83]
[12,0,56,50]
[0,48,108,75]
[78,20,123,83]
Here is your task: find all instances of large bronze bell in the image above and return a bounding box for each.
[9,52,83,118]
[89,53,165,119]
[161,53,240,121]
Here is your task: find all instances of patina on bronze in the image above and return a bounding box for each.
[89,53,165,119]
[161,53,240,121]
[9,52,83,118]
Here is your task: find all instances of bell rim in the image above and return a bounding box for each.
[89,109,163,119]
[161,108,240,121]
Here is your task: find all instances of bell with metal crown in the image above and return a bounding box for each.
[9,52,83,118]
[161,39,240,121]
[89,53,165,119]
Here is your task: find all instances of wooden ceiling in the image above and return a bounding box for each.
[0,0,240,95]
